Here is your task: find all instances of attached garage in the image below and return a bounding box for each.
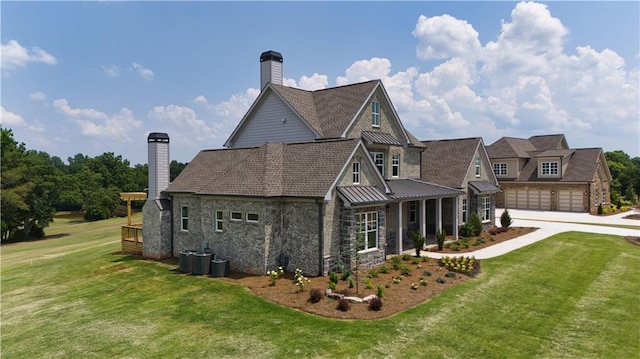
[558,190,583,212]
[505,188,551,210]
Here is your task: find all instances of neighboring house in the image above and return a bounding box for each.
[421,138,500,230]
[143,51,463,276]
[487,134,612,214]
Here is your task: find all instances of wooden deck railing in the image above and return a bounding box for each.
[121,224,143,253]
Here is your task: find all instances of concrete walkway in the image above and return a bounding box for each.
[419,208,640,260]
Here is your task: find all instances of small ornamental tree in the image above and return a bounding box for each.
[436,229,447,251]
[412,230,426,257]
[500,209,513,228]
[469,212,483,236]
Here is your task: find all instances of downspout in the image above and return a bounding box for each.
[169,194,174,257]
[317,199,324,276]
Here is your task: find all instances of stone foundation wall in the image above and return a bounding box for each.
[142,200,172,260]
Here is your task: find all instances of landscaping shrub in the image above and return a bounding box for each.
[83,205,110,222]
[436,229,447,251]
[500,209,513,228]
[378,265,390,274]
[436,277,446,284]
[329,272,339,284]
[390,256,402,270]
[308,288,323,303]
[439,255,480,276]
[400,265,411,276]
[377,285,385,298]
[337,298,351,312]
[469,212,483,236]
[445,271,457,278]
[412,230,425,257]
[367,269,378,278]
[365,278,374,289]
[598,203,603,215]
[112,205,128,218]
[328,281,336,291]
[369,297,383,311]
[401,253,412,261]
[459,222,474,238]
[423,270,432,277]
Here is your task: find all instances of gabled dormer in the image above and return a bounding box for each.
[533,149,575,179]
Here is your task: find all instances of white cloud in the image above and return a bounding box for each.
[1,40,57,73]
[328,1,637,154]
[0,106,27,127]
[53,99,108,119]
[53,99,141,141]
[30,91,47,101]
[191,95,209,106]
[102,64,120,78]
[298,73,328,90]
[412,14,482,60]
[131,62,154,80]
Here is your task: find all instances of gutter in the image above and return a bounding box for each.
[317,199,324,276]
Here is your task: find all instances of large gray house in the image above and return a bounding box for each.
[143,51,463,276]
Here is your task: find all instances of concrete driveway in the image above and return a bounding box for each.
[423,208,640,259]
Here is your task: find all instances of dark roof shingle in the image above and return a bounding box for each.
[421,137,482,188]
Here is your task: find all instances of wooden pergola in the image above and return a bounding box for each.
[119,192,147,225]
[119,192,146,254]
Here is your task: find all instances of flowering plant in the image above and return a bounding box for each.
[293,268,310,292]
[266,266,284,286]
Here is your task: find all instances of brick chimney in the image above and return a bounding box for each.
[147,132,170,200]
[260,50,283,90]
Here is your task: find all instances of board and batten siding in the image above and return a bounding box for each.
[229,92,316,148]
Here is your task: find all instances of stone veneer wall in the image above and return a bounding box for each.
[171,194,322,276]
[329,204,387,274]
[142,200,172,260]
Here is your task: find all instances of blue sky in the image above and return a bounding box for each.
[2,1,638,165]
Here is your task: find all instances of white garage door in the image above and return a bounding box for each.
[527,190,551,210]
[505,189,551,210]
[558,190,583,212]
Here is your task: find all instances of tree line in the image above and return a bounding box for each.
[1,127,185,243]
[2,126,639,243]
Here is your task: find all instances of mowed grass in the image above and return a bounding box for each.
[2,216,639,358]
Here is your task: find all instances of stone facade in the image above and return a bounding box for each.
[170,194,323,276]
[142,199,172,260]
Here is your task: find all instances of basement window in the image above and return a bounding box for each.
[230,211,243,221]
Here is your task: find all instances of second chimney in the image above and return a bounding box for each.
[260,50,283,90]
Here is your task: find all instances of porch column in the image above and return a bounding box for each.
[436,197,442,234]
[452,197,459,240]
[397,201,403,254]
[420,199,427,240]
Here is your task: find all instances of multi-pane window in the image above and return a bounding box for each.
[371,152,384,176]
[215,210,223,232]
[493,163,507,176]
[462,198,467,223]
[356,210,378,251]
[353,161,360,184]
[481,196,491,222]
[371,101,380,127]
[541,161,559,175]
[247,213,259,222]
[475,156,481,177]
[392,154,400,177]
[230,211,243,221]
[181,206,189,231]
[409,201,416,223]
[602,189,606,203]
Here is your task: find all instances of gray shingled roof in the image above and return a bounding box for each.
[469,181,500,194]
[421,137,482,188]
[271,81,379,139]
[166,139,360,198]
[487,137,536,158]
[511,148,605,182]
[529,134,568,150]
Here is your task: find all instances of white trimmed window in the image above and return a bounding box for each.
[541,161,559,175]
[230,211,243,221]
[409,201,416,223]
[353,161,360,184]
[493,163,507,176]
[481,196,491,222]
[372,101,380,127]
[392,154,400,177]
[247,213,259,223]
[475,156,481,177]
[215,210,223,232]
[371,152,384,176]
[462,198,467,223]
[181,206,189,231]
[356,210,378,251]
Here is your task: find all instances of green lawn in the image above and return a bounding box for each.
[2,217,639,358]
